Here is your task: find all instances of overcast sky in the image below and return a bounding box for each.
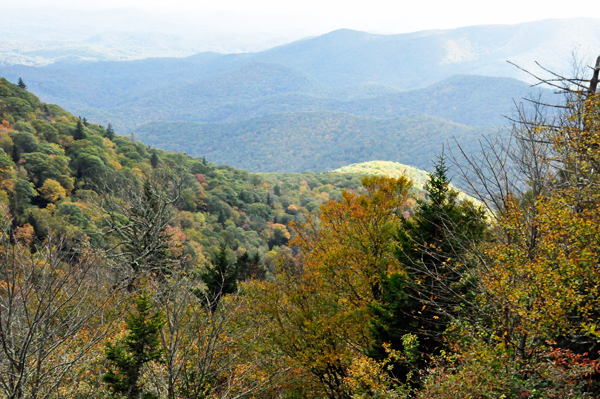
[6,0,600,35]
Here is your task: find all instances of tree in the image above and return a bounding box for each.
[237,251,265,281]
[105,124,116,140]
[17,78,26,90]
[38,178,67,202]
[427,55,600,396]
[143,270,281,399]
[201,244,238,312]
[368,156,487,384]
[93,169,184,290]
[150,151,159,169]
[217,209,227,227]
[249,176,412,398]
[73,118,85,140]
[0,223,116,399]
[104,293,165,399]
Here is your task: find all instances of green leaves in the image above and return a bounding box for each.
[104,293,165,399]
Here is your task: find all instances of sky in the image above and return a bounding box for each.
[6,0,600,35]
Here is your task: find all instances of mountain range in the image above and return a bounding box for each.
[2,18,594,172]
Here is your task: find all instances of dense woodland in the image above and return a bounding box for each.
[3,53,600,399]
[134,112,495,172]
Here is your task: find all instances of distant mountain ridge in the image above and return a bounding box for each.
[0,18,585,133]
[0,5,304,66]
[74,72,549,133]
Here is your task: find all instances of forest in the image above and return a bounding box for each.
[134,112,495,172]
[2,52,600,399]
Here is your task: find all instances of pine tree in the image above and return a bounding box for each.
[73,119,85,140]
[17,78,26,89]
[150,152,159,169]
[105,124,116,140]
[82,117,88,126]
[201,244,238,312]
[103,294,165,399]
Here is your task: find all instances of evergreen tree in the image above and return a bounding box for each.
[82,117,88,126]
[150,152,159,169]
[103,294,165,399]
[369,155,487,378]
[73,119,85,140]
[17,77,26,89]
[105,123,116,140]
[201,244,238,312]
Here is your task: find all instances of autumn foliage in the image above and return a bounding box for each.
[4,64,600,398]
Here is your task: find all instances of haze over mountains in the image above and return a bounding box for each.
[2,17,597,172]
[0,5,309,66]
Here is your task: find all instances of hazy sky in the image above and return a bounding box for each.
[8,0,600,34]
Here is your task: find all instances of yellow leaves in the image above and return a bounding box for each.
[271,223,291,240]
[14,223,35,243]
[243,176,415,395]
[38,178,67,202]
[291,176,411,306]
[481,189,600,344]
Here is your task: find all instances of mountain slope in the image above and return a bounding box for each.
[0,77,436,258]
[4,18,599,95]
[134,112,496,172]
[69,73,550,133]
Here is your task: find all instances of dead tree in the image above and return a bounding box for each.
[90,168,185,291]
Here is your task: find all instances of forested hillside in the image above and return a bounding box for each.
[0,77,431,268]
[5,19,580,176]
[134,111,495,172]
[74,73,546,132]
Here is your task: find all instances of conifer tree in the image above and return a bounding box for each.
[201,244,238,312]
[150,152,159,169]
[103,294,165,399]
[73,119,85,140]
[82,116,88,126]
[217,210,227,227]
[236,251,265,281]
[105,123,116,140]
[17,77,26,89]
[369,155,486,377]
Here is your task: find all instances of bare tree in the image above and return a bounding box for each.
[442,54,600,361]
[90,168,185,290]
[0,216,118,399]
[145,273,286,399]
